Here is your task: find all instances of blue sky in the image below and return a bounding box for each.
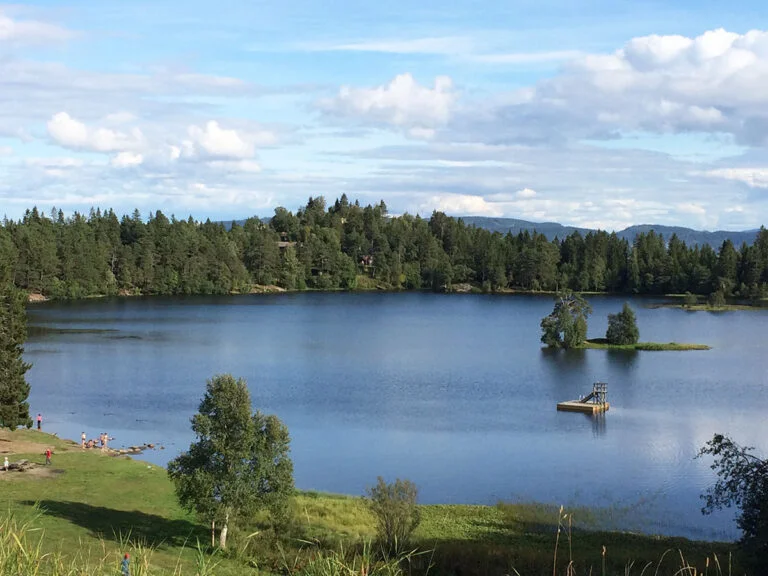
[2,1,768,230]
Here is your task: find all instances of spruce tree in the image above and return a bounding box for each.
[0,285,32,429]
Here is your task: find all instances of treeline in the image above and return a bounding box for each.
[1,195,768,300]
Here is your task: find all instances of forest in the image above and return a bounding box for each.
[1,195,767,301]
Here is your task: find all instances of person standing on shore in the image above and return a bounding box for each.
[3,456,8,471]
[36,413,42,430]
[121,553,130,576]
[44,448,51,465]
[81,432,86,449]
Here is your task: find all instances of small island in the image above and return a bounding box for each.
[540,292,711,351]
[583,338,710,351]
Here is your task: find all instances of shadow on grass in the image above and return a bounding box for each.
[22,500,204,548]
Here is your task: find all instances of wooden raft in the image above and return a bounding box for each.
[557,382,609,414]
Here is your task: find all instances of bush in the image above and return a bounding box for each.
[708,289,726,308]
[683,292,698,308]
[366,477,420,555]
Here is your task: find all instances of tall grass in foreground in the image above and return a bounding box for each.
[0,511,199,576]
[0,509,743,575]
[539,506,735,576]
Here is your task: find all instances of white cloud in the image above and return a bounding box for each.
[451,28,768,146]
[516,188,537,199]
[703,167,768,188]
[47,112,144,152]
[0,145,12,156]
[182,121,275,160]
[111,151,144,168]
[419,194,503,216]
[321,73,456,132]
[0,10,74,44]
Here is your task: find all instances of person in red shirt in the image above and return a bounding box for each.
[44,448,52,465]
[36,414,42,430]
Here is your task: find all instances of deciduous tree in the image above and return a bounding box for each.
[540,291,592,349]
[698,434,768,570]
[167,374,294,549]
[605,302,640,345]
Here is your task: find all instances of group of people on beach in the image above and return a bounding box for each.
[81,431,111,450]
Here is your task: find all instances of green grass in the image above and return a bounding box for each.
[0,431,744,575]
[583,338,711,351]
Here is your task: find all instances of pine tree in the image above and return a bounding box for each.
[0,284,32,429]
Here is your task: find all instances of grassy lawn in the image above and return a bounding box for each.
[583,338,711,351]
[0,431,742,575]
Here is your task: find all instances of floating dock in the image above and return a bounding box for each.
[556,400,610,414]
[557,382,610,414]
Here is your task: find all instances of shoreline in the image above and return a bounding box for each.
[26,285,767,306]
[4,429,734,545]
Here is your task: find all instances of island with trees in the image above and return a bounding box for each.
[540,291,711,351]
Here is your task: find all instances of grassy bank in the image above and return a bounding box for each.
[583,338,711,351]
[0,430,740,575]
[648,302,764,312]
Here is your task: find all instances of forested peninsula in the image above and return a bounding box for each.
[2,195,768,302]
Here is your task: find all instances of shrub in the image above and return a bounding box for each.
[366,477,420,555]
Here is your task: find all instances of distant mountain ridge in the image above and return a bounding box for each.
[221,215,760,248]
[460,217,761,247]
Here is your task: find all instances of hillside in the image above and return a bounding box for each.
[461,217,760,247]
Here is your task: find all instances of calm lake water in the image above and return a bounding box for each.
[24,293,768,540]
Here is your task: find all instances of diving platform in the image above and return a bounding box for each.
[557,382,609,414]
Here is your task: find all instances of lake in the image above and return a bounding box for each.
[23,293,768,540]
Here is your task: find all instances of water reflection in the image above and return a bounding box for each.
[590,413,607,437]
[605,349,639,370]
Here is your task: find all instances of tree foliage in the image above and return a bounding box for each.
[0,284,32,429]
[167,374,294,549]
[605,302,640,345]
[698,434,768,570]
[366,477,421,555]
[2,202,768,299]
[540,291,592,349]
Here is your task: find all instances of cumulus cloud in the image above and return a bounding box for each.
[449,28,768,146]
[419,193,503,216]
[320,73,456,133]
[182,121,276,160]
[0,10,74,44]
[47,112,144,152]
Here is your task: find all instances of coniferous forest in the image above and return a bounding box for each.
[1,195,768,302]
